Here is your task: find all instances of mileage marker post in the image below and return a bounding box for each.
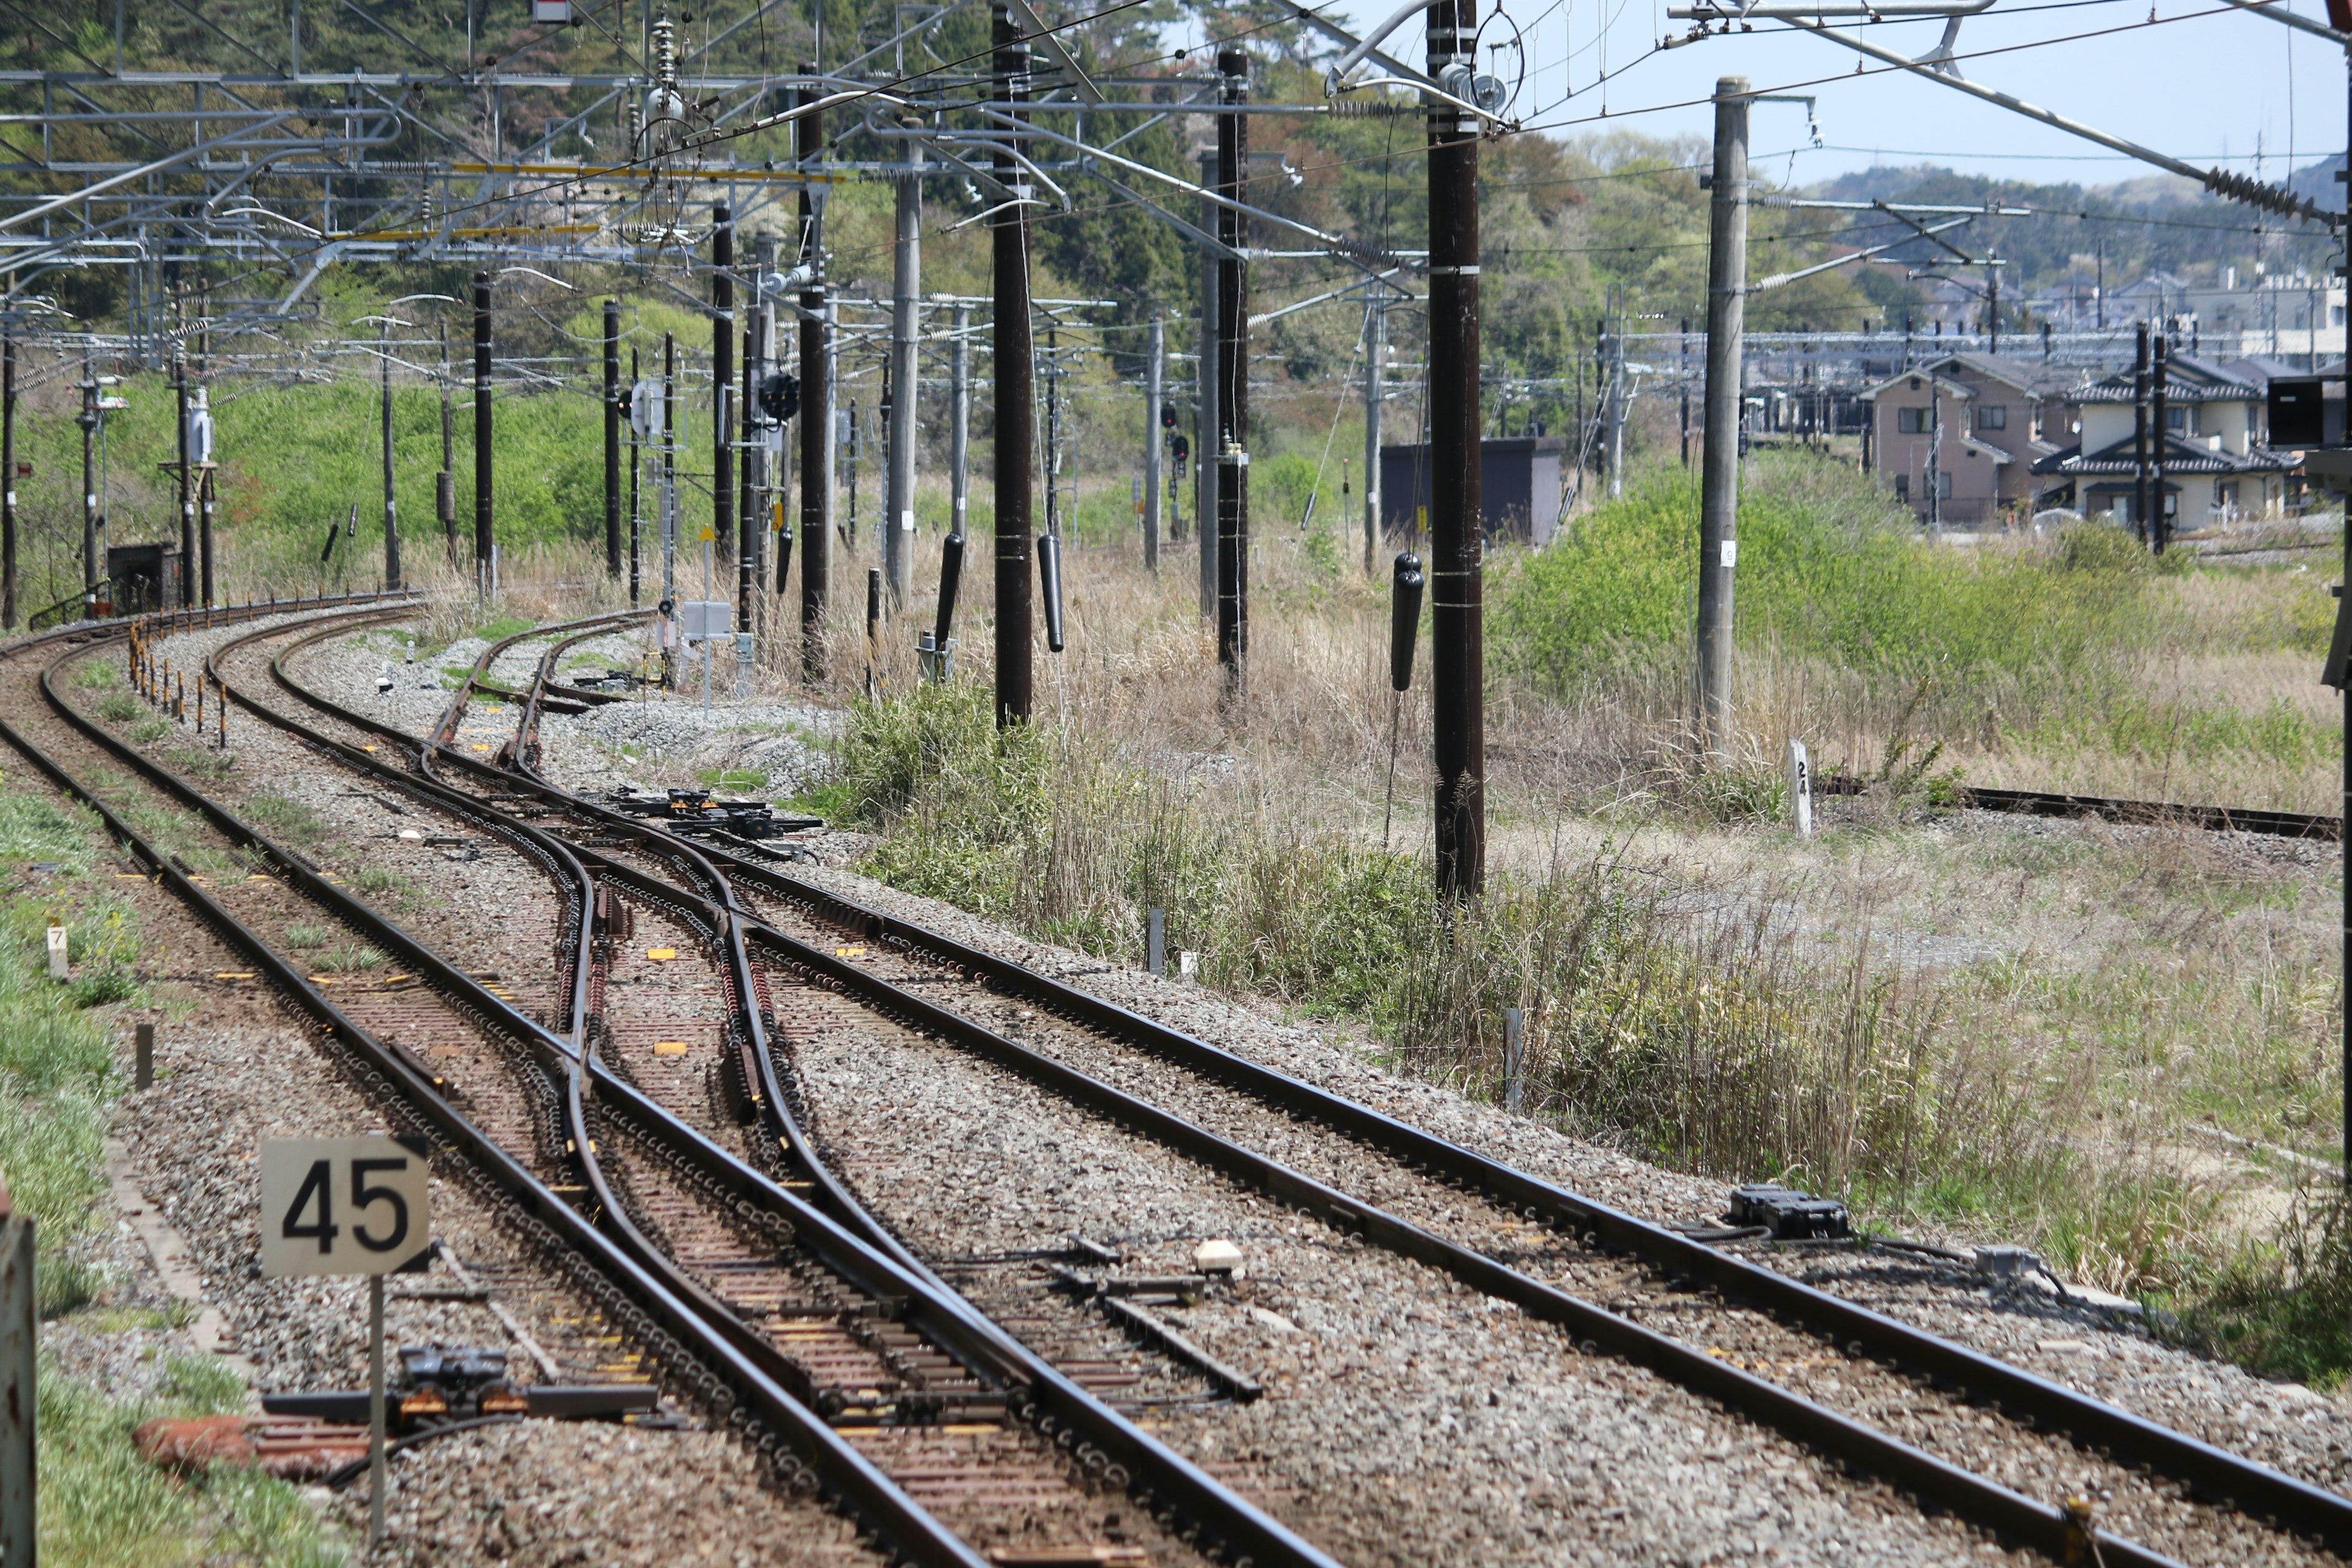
[260,1136,432,1546]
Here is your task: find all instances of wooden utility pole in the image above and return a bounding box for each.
[992,3,1036,725]
[1695,77,1749,760]
[1428,0,1485,897]
[2152,329,2170,554]
[2132,322,2150,545]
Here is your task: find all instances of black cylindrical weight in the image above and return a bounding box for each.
[1390,551,1424,692]
[1038,533,1066,654]
[935,531,965,646]
[866,568,882,644]
[774,524,794,598]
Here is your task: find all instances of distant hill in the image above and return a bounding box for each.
[1801,160,2337,297]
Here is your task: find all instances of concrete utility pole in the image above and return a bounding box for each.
[1428,1,1485,899]
[712,203,736,623]
[951,304,971,541]
[2152,329,2169,554]
[174,353,193,606]
[604,299,622,579]
[1695,76,1749,761]
[2132,322,2150,544]
[1364,298,1384,573]
[1927,379,1943,534]
[797,72,832,678]
[1144,314,1163,573]
[1214,47,1251,693]
[380,315,400,590]
[629,344,642,608]
[993,3,1036,725]
[2,333,15,627]
[663,331,679,607]
[473,273,494,596]
[1604,304,1626,499]
[1197,147,1220,622]
[886,127,922,603]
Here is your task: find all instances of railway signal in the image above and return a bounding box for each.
[260,1134,433,1548]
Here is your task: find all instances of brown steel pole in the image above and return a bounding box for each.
[473,273,494,595]
[604,299,622,579]
[1,334,13,627]
[1428,0,1485,899]
[797,70,832,679]
[174,354,193,606]
[992,2,1035,726]
[1214,48,1251,694]
[714,203,739,627]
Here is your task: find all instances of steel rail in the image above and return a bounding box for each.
[31,607,999,1568]
[217,609,1350,1568]
[477,625,2352,1564]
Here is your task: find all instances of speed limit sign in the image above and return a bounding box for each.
[259,1136,432,1277]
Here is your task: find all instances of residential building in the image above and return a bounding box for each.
[2028,351,2294,526]
[1861,354,2078,529]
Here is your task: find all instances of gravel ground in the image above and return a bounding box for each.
[96,605,2352,1566]
[775,858,2352,1514]
[23,611,891,1565]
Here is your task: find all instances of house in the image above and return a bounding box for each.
[2028,350,2293,526]
[1861,354,2079,529]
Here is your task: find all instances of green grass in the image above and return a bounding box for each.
[242,793,328,854]
[93,693,141,723]
[281,922,331,950]
[39,1349,345,1567]
[127,718,168,744]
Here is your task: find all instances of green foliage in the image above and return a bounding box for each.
[243,792,327,853]
[2178,1188,2352,1388]
[1493,456,2155,690]
[94,693,140,724]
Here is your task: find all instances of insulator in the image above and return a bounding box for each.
[2203,167,2339,228]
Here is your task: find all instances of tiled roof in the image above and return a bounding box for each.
[2074,350,2260,405]
[2030,431,2297,477]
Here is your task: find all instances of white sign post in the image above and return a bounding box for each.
[260,1136,432,1547]
[1784,739,1814,839]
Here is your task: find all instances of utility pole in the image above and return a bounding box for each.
[741,307,760,627]
[604,299,622,579]
[629,344,642,608]
[2132,322,2150,545]
[78,359,97,603]
[1043,328,1060,541]
[712,203,736,624]
[1603,303,1626,499]
[473,273,494,597]
[2152,329,2169,554]
[1695,76,1749,761]
[380,315,400,590]
[1927,375,1943,533]
[1215,47,1250,693]
[663,332,679,608]
[1197,148,1220,622]
[886,127,922,603]
[1428,2,1484,897]
[438,322,456,564]
[798,71,832,679]
[1365,297,1384,572]
[1144,314,1163,573]
[992,4,1036,725]
[1988,255,2001,355]
[951,304,971,543]
[1679,317,1692,470]
[174,353,193,607]
[1,333,13,627]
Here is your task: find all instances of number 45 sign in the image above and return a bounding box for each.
[260,1137,433,1277]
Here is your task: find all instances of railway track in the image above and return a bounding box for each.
[109,599,2352,1565]
[194,606,1337,1567]
[1817,775,2342,841]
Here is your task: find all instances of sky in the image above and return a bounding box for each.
[1229,0,2351,193]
